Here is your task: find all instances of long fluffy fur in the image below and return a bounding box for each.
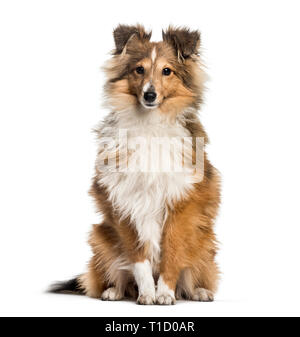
[50,25,221,305]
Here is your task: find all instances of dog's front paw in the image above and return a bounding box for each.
[192,288,214,302]
[137,294,155,305]
[155,276,176,305]
[101,287,123,301]
[156,293,176,305]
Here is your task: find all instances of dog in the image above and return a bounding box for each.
[50,24,221,305]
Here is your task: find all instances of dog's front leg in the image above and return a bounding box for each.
[118,221,156,304]
[132,259,156,305]
[155,222,182,305]
[118,221,155,304]
[156,263,179,305]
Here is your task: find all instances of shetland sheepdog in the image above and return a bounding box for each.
[50,24,221,305]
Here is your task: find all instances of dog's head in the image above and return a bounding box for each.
[104,24,205,115]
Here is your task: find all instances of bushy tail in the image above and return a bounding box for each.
[48,276,84,295]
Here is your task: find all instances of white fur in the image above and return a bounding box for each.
[101,286,123,301]
[156,275,175,305]
[142,81,151,93]
[151,47,157,63]
[192,288,214,301]
[105,255,130,282]
[96,107,197,267]
[132,260,155,303]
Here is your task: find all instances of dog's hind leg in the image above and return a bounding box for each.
[84,223,131,300]
[176,262,218,302]
[78,255,106,298]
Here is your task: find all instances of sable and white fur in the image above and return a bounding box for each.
[50,24,221,305]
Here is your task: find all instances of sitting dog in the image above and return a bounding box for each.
[50,24,221,305]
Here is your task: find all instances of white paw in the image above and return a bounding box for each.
[192,288,214,302]
[101,287,123,301]
[133,260,156,305]
[155,276,176,305]
[156,293,176,305]
[137,294,155,305]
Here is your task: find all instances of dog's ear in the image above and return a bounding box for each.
[162,26,200,61]
[113,24,152,55]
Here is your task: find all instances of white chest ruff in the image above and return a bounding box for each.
[97,109,196,266]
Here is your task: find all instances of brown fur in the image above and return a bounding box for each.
[51,25,221,304]
[79,160,220,300]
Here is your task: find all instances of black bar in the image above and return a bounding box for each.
[0,317,299,336]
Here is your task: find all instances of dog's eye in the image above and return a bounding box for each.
[162,68,171,76]
[136,66,144,75]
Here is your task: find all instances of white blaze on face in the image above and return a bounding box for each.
[151,47,157,63]
[143,81,152,93]
[150,47,157,79]
[141,47,157,102]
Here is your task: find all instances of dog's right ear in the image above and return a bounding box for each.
[113,24,152,55]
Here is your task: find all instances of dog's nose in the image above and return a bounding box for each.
[143,91,157,103]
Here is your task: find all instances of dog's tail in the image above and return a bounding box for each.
[48,276,84,295]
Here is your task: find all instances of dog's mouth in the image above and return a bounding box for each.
[144,102,158,108]
[140,99,159,109]
[139,98,159,109]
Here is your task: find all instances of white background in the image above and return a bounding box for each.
[1,0,300,317]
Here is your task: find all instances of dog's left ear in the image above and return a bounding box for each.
[113,24,152,55]
[162,26,200,61]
